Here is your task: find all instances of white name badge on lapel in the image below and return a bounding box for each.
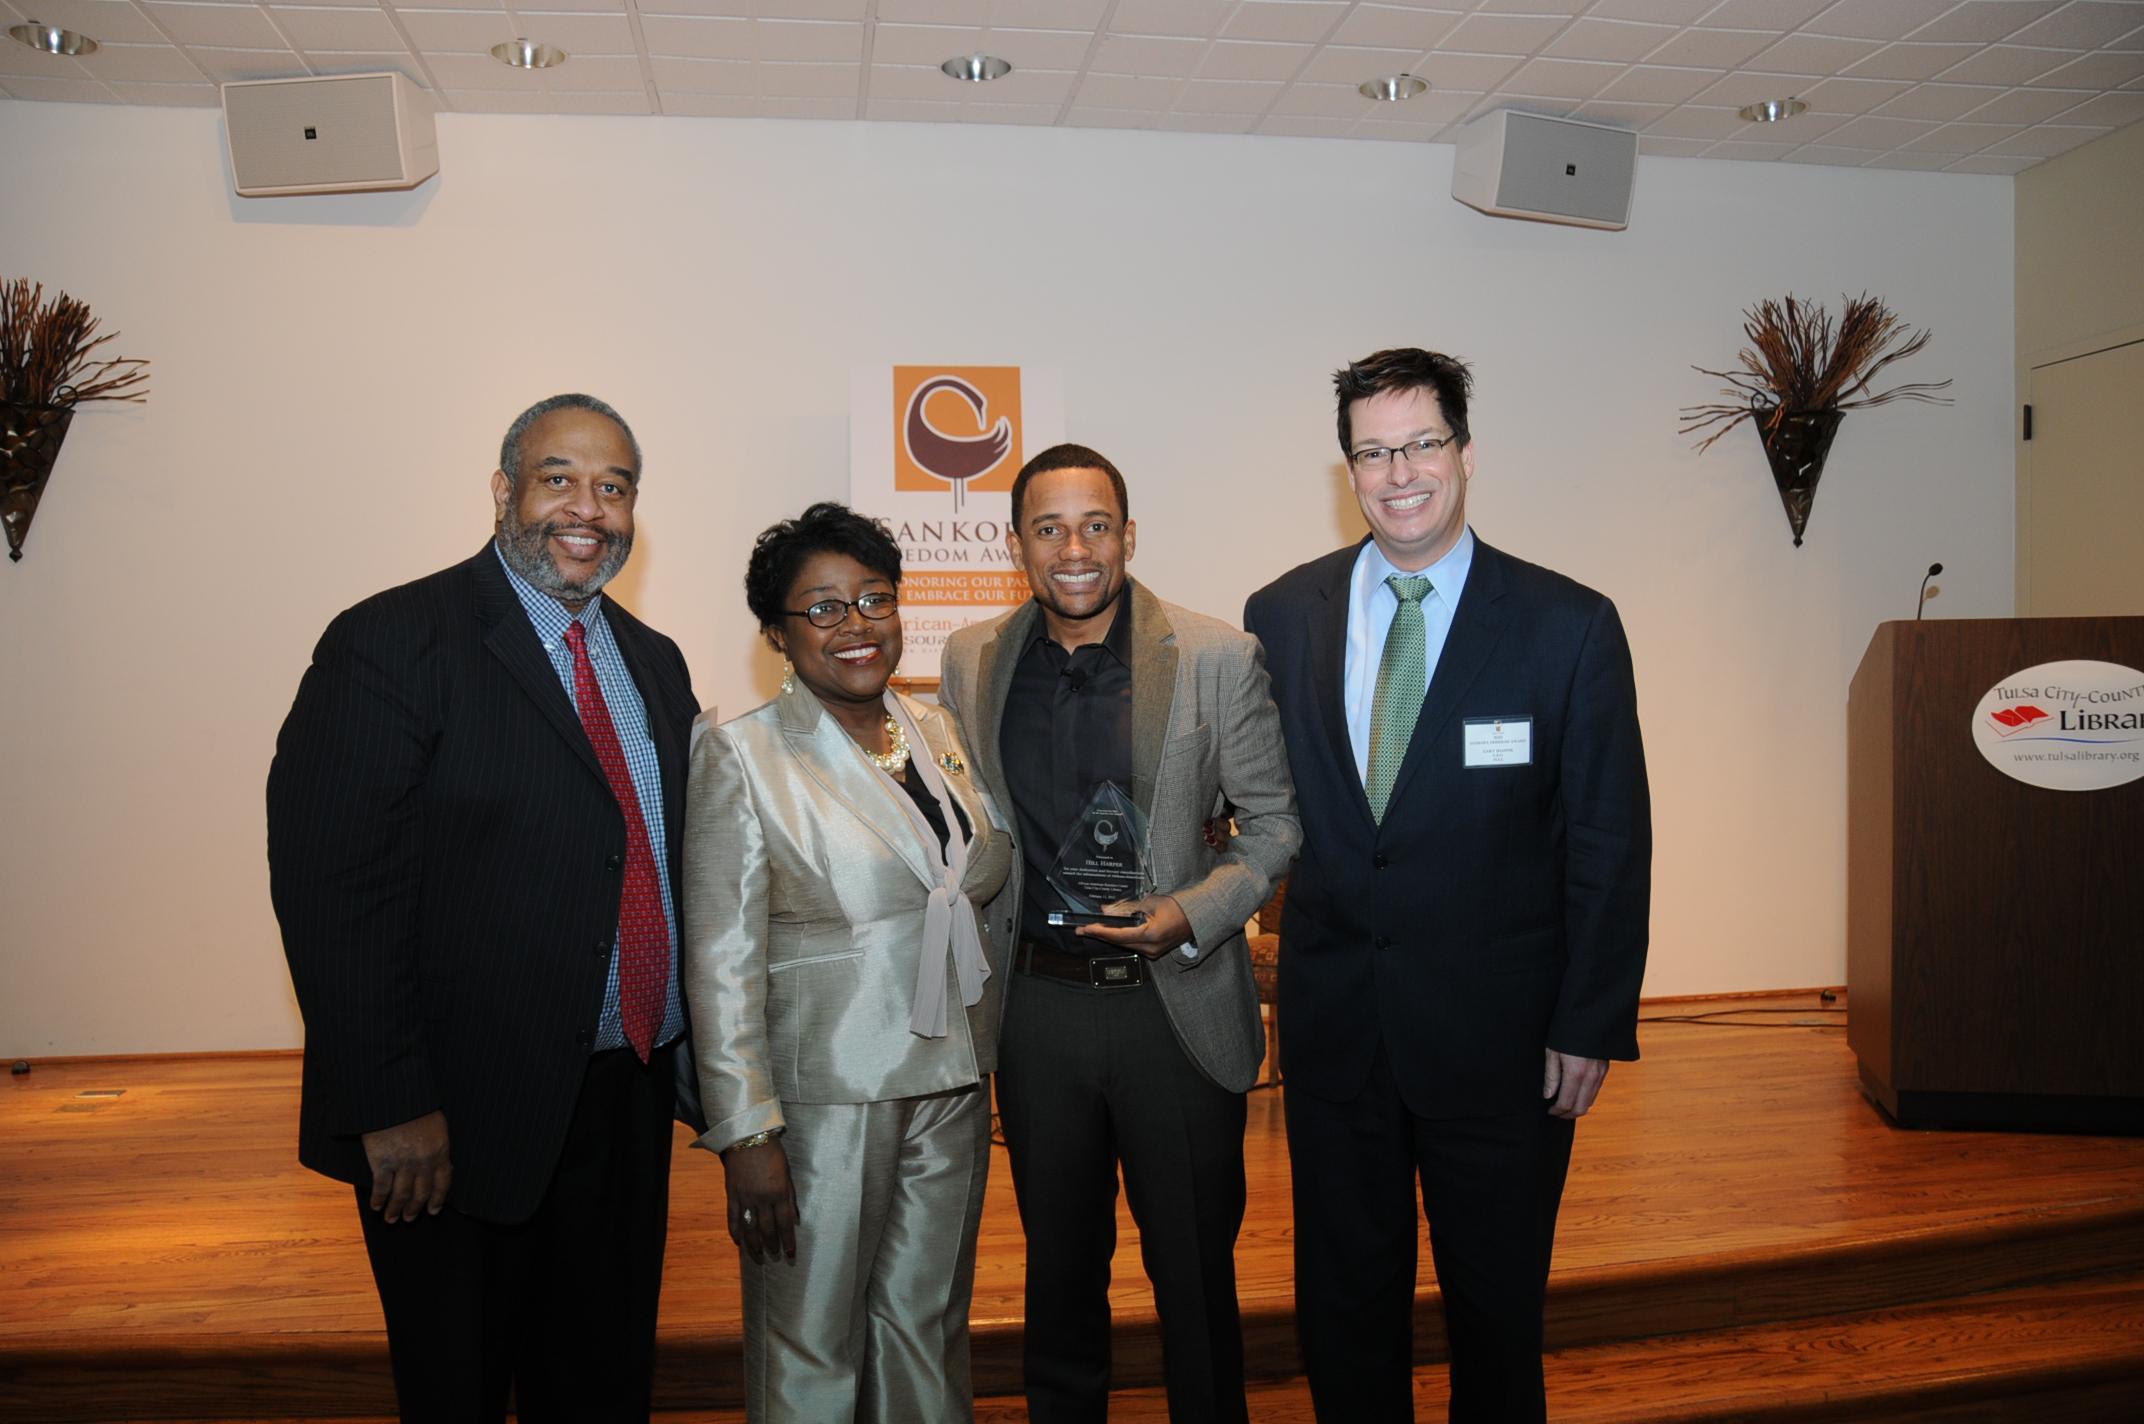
[1463,717,1533,767]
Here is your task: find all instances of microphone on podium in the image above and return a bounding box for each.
[1915,562,1944,621]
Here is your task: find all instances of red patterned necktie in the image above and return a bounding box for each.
[564,621,667,1063]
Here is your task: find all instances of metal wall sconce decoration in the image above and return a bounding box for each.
[1,278,151,562]
[1681,293,1950,547]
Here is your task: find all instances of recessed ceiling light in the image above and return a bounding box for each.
[1738,98,1807,123]
[1359,73,1428,102]
[8,22,100,56]
[940,53,1012,82]
[491,38,566,69]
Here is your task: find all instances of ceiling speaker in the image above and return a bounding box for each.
[1451,109,1637,231]
[222,73,438,198]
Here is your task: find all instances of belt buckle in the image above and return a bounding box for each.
[1088,953,1143,988]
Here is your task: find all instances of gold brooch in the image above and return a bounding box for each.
[939,751,965,774]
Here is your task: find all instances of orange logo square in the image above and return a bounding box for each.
[893,366,1022,495]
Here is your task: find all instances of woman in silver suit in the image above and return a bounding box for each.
[683,502,1014,1423]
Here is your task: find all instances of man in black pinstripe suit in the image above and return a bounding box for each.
[268,394,703,1423]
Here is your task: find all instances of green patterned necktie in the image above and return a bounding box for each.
[1367,575,1433,823]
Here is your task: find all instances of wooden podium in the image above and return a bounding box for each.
[1847,617,2144,1133]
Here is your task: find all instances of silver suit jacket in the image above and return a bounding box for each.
[682,683,1014,1153]
[938,581,1301,1093]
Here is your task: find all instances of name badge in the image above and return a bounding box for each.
[1463,716,1532,768]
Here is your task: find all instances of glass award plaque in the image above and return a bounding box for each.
[1045,780,1154,928]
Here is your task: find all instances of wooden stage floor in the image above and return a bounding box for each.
[6,992,2144,1421]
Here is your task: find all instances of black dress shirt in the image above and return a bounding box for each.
[1000,593,1135,953]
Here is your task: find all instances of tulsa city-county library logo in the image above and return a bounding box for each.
[894,367,1022,509]
[1987,704,2051,738]
[1970,659,2144,792]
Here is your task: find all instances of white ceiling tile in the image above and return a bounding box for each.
[1417,50,1524,92]
[1703,139,1797,159]
[1594,63,1722,103]
[982,28,1095,71]
[141,3,286,49]
[1090,33,1206,77]
[1907,2,2063,45]
[1932,43,2072,83]
[1172,77,1282,112]
[1570,98,1670,126]
[756,95,853,117]
[75,43,207,83]
[1198,39,1310,82]
[1296,44,1418,85]
[1874,81,2009,119]
[267,7,403,53]
[759,0,868,15]
[1479,0,1586,14]
[1798,75,1917,111]
[1700,0,1828,27]
[1847,42,1982,81]
[869,63,961,99]
[449,86,557,111]
[988,0,1108,29]
[1350,115,1440,140]
[1109,0,1229,40]
[876,0,983,21]
[2043,88,2144,123]
[869,23,977,67]
[656,91,756,115]
[1269,80,1372,117]
[395,9,517,52]
[1544,18,1676,63]
[1074,71,1178,107]
[543,89,649,112]
[1900,119,2025,151]
[1327,4,1458,51]
[297,51,423,81]
[1805,0,1956,42]
[1961,83,2095,120]
[2007,1,2144,49]
[187,47,305,80]
[1257,113,1358,136]
[516,14,636,54]
[631,0,749,11]
[1817,112,1942,146]
[1864,149,1956,168]
[425,51,538,86]
[973,65,1071,101]
[650,55,750,91]
[1637,134,1714,155]
[18,0,167,44]
[1224,2,1345,44]
[1440,14,1568,55]
[1586,0,1714,23]
[107,78,222,103]
[513,0,626,10]
[1743,33,1883,74]
[0,73,118,99]
[538,57,644,90]
[1775,144,1880,165]
[1158,110,1259,132]
[752,19,862,62]
[1982,121,2112,154]
[640,15,751,60]
[756,61,857,98]
[1399,88,1488,123]
[1062,106,1160,128]
[1688,70,1821,107]
[2107,23,2144,53]
[1645,104,1748,138]
[964,100,1057,123]
[2027,48,2144,86]
[863,96,961,119]
[1641,27,1778,69]
[1944,151,2039,171]
[1502,57,1620,99]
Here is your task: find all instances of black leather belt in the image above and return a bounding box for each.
[1017,938,1147,988]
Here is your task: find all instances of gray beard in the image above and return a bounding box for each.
[495,516,632,605]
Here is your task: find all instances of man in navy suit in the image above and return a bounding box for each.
[268,394,701,1422]
[1244,349,1650,1423]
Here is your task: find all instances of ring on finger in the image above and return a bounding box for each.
[741,1207,756,1227]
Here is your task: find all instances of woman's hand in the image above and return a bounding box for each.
[722,1140,799,1264]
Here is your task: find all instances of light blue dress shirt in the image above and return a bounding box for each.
[1343,526,1476,786]
[495,544,687,1054]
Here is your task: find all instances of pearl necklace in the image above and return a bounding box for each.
[864,714,911,775]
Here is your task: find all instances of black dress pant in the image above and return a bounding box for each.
[995,970,1250,1424]
[1286,1045,1575,1424]
[357,1043,678,1424]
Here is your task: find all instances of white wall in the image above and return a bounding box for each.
[0,101,2015,1055]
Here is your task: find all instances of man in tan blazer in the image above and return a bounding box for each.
[939,443,1299,1424]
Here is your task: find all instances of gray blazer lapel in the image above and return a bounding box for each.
[776,685,937,891]
[1128,581,1179,820]
[972,601,1038,806]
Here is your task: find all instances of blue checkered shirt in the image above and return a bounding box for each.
[495,544,686,1053]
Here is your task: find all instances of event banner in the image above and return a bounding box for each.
[849,365,1064,679]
